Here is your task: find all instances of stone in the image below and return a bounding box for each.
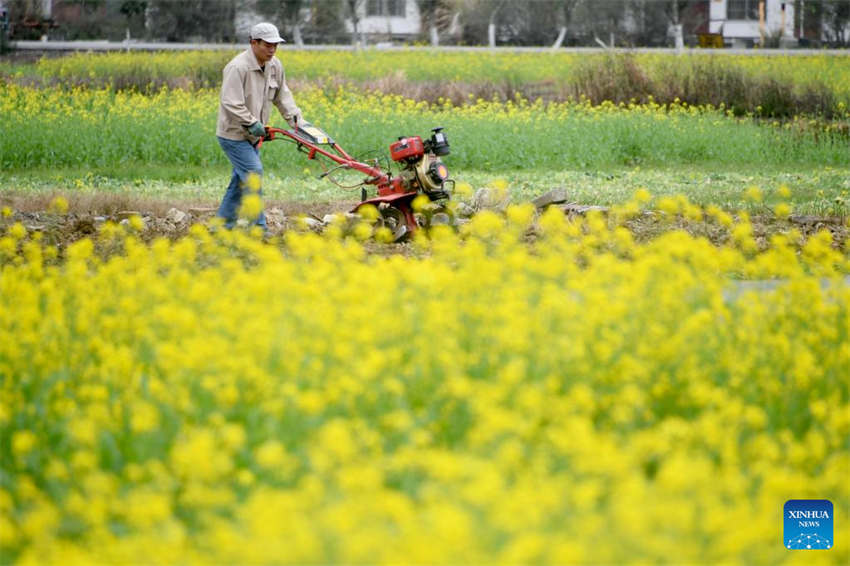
[301,217,323,230]
[265,207,286,229]
[431,212,451,226]
[120,217,146,230]
[532,188,568,209]
[454,202,475,218]
[74,217,97,234]
[789,215,840,225]
[562,204,610,215]
[165,208,187,224]
[473,187,510,210]
[118,218,144,230]
[188,207,216,216]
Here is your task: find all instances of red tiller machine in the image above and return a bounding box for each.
[259,123,454,241]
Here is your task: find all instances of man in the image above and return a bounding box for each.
[216,22,303,229]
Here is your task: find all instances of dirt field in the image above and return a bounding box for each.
[2,192,846,256]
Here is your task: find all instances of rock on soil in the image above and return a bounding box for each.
[532,188,568,209]
[562,204,610,215]
[165,208,188,224]
[473,188,510,210]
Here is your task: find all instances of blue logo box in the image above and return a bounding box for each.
[784,499,833,550]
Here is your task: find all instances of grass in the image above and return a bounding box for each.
[2,70,848,219]
[4,164,848,217]
[2,84,848,173]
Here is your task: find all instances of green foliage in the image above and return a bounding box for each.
[20,50,850,117]
[146,0,236,42]
[1,84,848,175]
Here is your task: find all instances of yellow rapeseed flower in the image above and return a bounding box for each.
[633,188,652,204]
[744,185,763,203]
[8,222,26,240]
[1,189,848,565]
[48,196,69,214]
[12,430,37,456]
[774,202,792,219]
[454,182,474,199]
[128,214,145,231]
[244,172,262,193]
[240,194,264,220]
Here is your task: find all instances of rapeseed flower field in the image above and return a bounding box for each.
[2,46,849,565]
[20,50,850,105]
[1,82,847,172]
[1,198,848,564]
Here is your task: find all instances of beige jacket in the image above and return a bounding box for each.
[216,48,302,141]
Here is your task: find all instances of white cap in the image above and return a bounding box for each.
[250,22,285,43]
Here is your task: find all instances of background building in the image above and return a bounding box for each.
[709,0,795,47]
[3,0,848,48]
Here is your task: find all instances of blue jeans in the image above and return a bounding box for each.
[217,136,266,229]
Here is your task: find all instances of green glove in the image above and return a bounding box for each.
[247,122,266,138]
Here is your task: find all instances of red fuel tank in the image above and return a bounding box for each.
[390,136,425,162]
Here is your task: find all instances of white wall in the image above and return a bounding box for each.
[766,1,795,37]
[346,0,421,37]
[709,0,795,40]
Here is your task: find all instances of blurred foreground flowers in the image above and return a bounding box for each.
[0,200,848,565]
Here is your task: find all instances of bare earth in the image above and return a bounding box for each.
[1,192,846,253]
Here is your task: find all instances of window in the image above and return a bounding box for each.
[727,0,760,20]
[367,0,406,17]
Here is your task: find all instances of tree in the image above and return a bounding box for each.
[307,0,346,44]
[146,0,236,42]
[256,0,307,45]
[0,2,9,51]
[571,0,626,46]
[669,0,684,49]
[119,0,147,39]
[416,0,446,47]
[619,0,706,48]
[660,0,709,48]
[456,0,509,46]
[344,0,364,46]
[485,0,507,46]
[552,0,582,48]
[821,0,850,46]
[7,0,48,39]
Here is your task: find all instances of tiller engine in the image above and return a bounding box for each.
[260,123,454,241]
